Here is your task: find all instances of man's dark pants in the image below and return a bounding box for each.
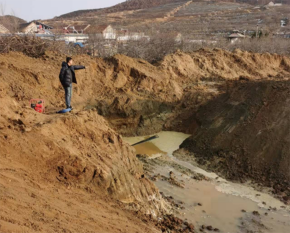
[64,84,72,109]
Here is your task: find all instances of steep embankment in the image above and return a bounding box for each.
[0,100,163,233]
[0,54,164,232]
[179,80,290,203]
[1,49,290,232]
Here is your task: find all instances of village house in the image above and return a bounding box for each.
[0,23,10,34]
[175,33,182,43]
[87,25,116,40]
[267,1,282,7]
[281,18,289,27]
[61,24,91,34]
[274,31,290,39]
[228,32,246,44]
[19,22,37,34]
[18,21,53,34]
[34,21,53,34]
[155,31,183,43]
[117,29,150,42]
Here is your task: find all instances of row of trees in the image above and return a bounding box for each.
[84,34,290,63]
[2,34,288,61]
[0,20,289,61]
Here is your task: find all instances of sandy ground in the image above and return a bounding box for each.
[0,158,160,233]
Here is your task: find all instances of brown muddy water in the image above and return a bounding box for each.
[124,132,290,233]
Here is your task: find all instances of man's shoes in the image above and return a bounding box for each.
[69,106,74,110]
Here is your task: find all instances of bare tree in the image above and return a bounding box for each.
[10,10,19,33]
[0,2,6,16]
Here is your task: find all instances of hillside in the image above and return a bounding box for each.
[57,0,188,18]
[104,0,188,13]
[56,0,290,19]
[0,15,26,32]
[45,0,290,42]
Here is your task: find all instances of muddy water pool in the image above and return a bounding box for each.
[124,132,290,233]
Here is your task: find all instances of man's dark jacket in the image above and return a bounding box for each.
[59,62,85,87]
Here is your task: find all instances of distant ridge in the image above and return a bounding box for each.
[57,0,290,19]
[57,0,188,18]
[0,15,27,32]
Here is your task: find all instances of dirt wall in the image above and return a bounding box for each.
[179,80,290,203]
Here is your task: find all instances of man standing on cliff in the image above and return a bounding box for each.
[59,57,85,110]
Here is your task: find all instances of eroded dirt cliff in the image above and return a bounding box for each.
[179,80,290,203]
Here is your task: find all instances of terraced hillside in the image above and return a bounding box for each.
[57,0,188,19]
[157,1,290,37]
[57,0,290,19]
[46,0,290,39]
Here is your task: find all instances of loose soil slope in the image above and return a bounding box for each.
[0,54,165,232]
[1,49,290,232]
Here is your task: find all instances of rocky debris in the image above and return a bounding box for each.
[149,171,185,188]
[252,211,260,216]
[155,215,195,233]
[160,193,185,210]
[199,225,220,232]
[192,173,208,181]
[268,206,277,211]
[168,171,185,188]
[151,173,162,181]
[138,154,211,184]
[206,225,213,231]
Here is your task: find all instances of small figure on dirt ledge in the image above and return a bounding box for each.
[59,57,86,110]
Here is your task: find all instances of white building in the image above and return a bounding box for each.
[228,33,246,44]
[267,1,282,7]
[87,25,116,40]
[117,32,150,42]
[18,22,38,34]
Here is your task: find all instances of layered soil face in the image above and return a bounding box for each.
[1,49,290,232]
[180,80,290,202]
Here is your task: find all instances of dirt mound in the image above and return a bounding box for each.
[179,80,290,203]
[0,96,166,232]
[0,52,166,232]
[161,49,290,81]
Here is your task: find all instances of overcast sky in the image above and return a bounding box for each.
[1,0,124,21]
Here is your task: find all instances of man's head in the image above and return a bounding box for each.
[66,57,73,66]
